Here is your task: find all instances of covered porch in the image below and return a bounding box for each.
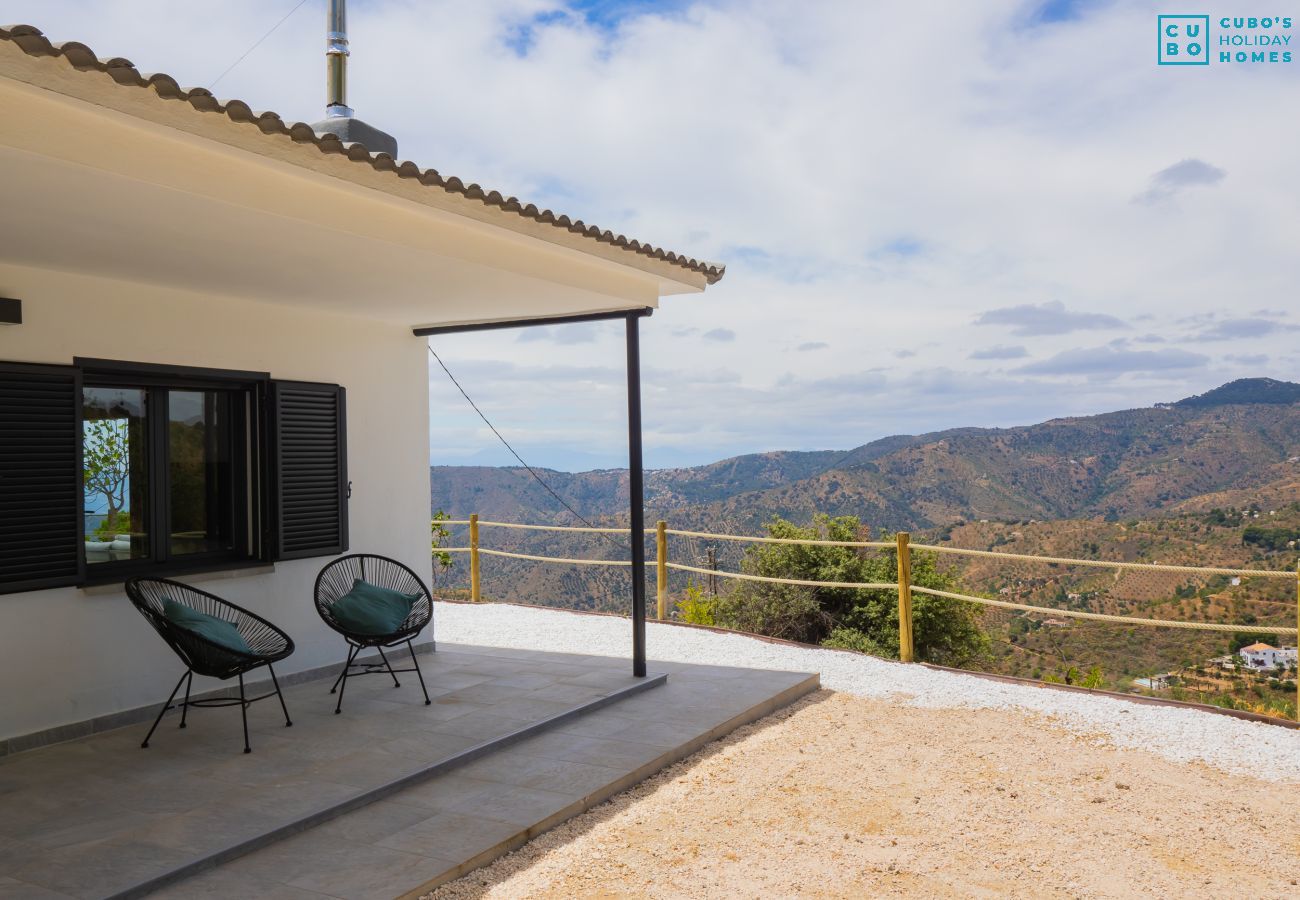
[0,22,765,900]
[0,639,816,899]
[0,19,725,750]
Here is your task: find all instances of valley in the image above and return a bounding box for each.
[429,379,1300,714]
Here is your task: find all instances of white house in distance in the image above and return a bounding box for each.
[1238,643,1298,671]
[0,19,723,751]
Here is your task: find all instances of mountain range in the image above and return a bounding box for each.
[430,378,1298,705]
[431,378,1300,535]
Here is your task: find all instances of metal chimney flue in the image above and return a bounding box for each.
[311,0,399,157]
[325,0,352,118]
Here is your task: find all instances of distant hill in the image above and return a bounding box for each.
[429,449,845,526]
[429,380,1299,710]
[681,401,1300,533]
[1166,377,1300,409]
[432,379,1300,534]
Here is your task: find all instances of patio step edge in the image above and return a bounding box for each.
[397,670,823,899]
[107,671,668,900]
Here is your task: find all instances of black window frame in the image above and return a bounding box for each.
[0,356,349,595]
[76,359,272,585]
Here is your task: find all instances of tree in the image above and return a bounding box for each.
[83,418,130,535]
[430,511,455,586]
[675,580,717,626]
[1080,665,1106,689]
[712,515,989,665]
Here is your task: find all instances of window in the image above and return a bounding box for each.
[82,387,151,565]
[0,358,348,593]
[80,372,256,575]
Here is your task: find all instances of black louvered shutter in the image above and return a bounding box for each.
[0,362,83,593]
[270,381,348,560]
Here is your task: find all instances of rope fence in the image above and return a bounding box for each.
[912,543,1295,579]
[909,586,1297,635]
[478,547,632,567]
[478,520,629,535]
[666,560,894,591]
[667,528,893,549]
[438,515,1300,718]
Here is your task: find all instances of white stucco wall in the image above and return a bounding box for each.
[0,261,433,742]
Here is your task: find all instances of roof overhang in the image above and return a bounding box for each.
[0,28,723,331]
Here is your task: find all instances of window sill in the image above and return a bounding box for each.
[79,560,275,596]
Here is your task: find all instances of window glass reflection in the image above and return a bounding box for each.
[169,390,236,557]
[82,387,149,564]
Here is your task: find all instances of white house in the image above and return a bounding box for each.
[0,17,723,750]
[1238,643,1298,670]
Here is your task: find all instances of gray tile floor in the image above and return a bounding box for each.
[0,645,817,900]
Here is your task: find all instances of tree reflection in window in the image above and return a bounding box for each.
[82,387,149,563]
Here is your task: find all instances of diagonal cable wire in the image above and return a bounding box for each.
[427,344,628,549]
[210,0,311,90]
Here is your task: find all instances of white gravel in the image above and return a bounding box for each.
[436,602,1300,783]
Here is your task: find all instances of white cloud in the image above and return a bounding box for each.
[11,0,1300,469]
[1224,353,1268,366]
[1190,318,1300,342]
[1017,346,1209,377]
[969,345,1029,361]
[974,300,1127,336]
[701,328,736,342]
[1134,158,1227,205]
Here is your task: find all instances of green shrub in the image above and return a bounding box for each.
[1243,525,1299,553]
[710,514,989,665]
[822,626,893,657]
[430,510,455,585]
[714,581,827,642]
[676,581,717,627]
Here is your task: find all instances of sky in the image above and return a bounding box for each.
[6,0,1299,471]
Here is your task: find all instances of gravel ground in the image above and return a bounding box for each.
[435,602,1300,783]
[428,691,1299,899]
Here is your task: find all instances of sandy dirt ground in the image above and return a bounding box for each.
[428,691,1299,899]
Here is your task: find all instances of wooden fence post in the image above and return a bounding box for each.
[469,513,481,603]
[656,520,668,621]
[896,532,915,663]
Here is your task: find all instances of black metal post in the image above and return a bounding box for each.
[626,312,647,677]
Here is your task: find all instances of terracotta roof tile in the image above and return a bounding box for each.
[0,23,724,286]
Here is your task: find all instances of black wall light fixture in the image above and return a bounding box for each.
[0,298,20,325]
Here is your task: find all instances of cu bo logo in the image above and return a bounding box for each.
[1158,15,1210,65]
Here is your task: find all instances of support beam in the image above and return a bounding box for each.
[421,306,653,676]
[414,308,652,337]
[626,312,647,677]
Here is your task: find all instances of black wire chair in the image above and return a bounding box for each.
[125,577,295,753]
[314,554,433,714]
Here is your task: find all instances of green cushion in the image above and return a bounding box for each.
[331,579,418,636]
[161,598,253,655]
